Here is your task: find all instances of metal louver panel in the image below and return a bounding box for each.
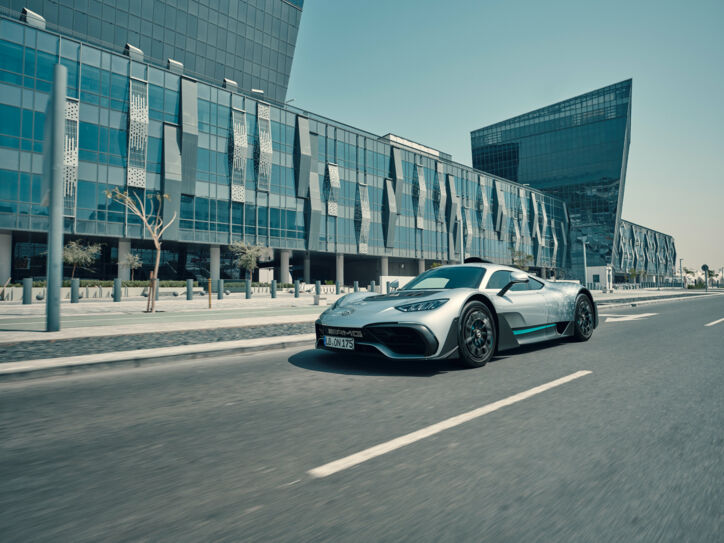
[127,78,148,189]
[256,102,272,191]
[63,99,79,217]
[294,116,311,198]
[446,174,461,259]
[355,184,371,254]
[383,178,397,248]
[413,164,427,229]
[494,180,508,241]
[436,162,447,224]
[463,208,473,254]
[230,108,247,203]
[305,171,322,251]
[325,163,340,216]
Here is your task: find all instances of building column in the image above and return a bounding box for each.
[336,253,344,286]
[117,239,131,280]
[0,232,11,284]
[303,252,311,283]
[417,259,425,275]
[280,250,291,283]
[210,246,220,282]
[380,256,389,282]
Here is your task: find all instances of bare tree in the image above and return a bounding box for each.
[120,252,143,281]
[511,250,534,272]
[63,240,102,279]
[106,189,176,312]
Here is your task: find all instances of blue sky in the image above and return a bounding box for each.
[287,0,724,274]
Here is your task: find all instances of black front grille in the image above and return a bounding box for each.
[363,324,437,356]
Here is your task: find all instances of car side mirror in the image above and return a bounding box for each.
[497,271,529,297]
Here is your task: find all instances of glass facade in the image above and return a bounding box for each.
[0,12,571,283]
[471,80,637,280]
[615,220,676,280]
[2,0,302,103]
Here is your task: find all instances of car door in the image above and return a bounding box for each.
[483,269,549,329]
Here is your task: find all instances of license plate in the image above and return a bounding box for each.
[324,336,354,350]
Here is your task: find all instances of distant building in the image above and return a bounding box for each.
[471,80,675,283]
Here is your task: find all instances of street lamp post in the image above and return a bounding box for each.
[45,64,67,332]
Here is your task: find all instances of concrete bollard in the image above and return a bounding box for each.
[218,279,224,300]
[271,279,277,298]
[335,281,340,295]
[22,277,33,304]
[370,280,376,293]
[186,279,193,300]
[354,281,359,292]
[113,278,121,302]
[294,279,299,298]
[386,281,391,294]
[70,278,79,303]
[315,280,321,296]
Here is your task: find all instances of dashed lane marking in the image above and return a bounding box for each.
[307,370,592,479]
[705,317,724,327]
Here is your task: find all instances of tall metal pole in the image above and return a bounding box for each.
[46,64,67,332]
[679,258,683,288]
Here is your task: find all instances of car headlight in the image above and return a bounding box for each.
[395,298,449,312]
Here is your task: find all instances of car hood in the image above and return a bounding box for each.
[319,289,453,324]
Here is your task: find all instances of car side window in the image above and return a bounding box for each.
[510,280,529,291]
[485,270,511,290]
[528,278,544,290]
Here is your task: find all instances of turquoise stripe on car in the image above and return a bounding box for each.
[512,323,556,336]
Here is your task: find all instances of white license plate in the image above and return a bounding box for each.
[324,336,355,350]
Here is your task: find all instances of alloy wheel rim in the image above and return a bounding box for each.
[464,310,492,359]
[577,300,592,336]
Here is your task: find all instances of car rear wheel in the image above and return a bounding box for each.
[458,301,496,368]
[572,294,594,341]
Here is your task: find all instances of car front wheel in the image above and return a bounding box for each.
[458,301,496,368]
[572,293,594,341]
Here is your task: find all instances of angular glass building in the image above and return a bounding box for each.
[471,80,675,283]
[0,5,569,286]
[2,0,303,103]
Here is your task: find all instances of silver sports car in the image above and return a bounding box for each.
[315,262,597,368]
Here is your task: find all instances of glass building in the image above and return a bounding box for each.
[1,0,303,103]
[0,6,569,286]
[615,220,675,281]
[470,80,675,282]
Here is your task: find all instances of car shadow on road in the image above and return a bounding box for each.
[287,349,515,377]
[288,349,472,377]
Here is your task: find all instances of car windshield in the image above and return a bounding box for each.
[402,266,487,290]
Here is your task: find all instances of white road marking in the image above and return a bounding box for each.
[598,313,629,317]
[307,370,592,479]
[605,312,657,323]
[705,317,724,327]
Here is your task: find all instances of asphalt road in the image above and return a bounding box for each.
[1,296,723,542]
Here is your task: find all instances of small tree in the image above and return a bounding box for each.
[63,240,101,279]
[228,241,267,284]
[106,188,176,312]
[511,250,534,271]
[121,252,143,281]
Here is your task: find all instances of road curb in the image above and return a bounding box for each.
[0,334,317,382]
